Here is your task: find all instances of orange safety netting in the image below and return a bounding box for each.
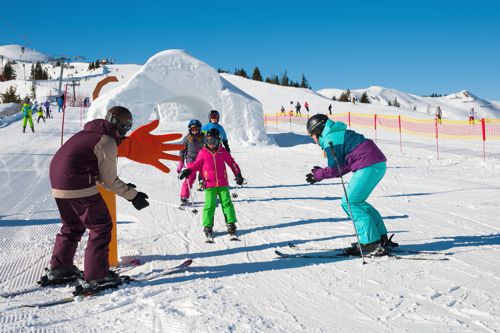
[265,112,500,140]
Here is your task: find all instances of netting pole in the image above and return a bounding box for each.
[348,112,351,127]
[60,84,69,146]
[435,118,439,160]
[374,113,377,142]
[289,112,292,132]
[276,113,278,131]
[482,118,486,162]
[398,115,402,154]
[264,114,267,130]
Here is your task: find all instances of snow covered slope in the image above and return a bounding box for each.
[0,104,499,332]
[318,86,500,120]
[0,44,48,62]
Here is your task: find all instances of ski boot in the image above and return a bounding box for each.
[381,234,399,249]
[204,226,214,243]
[343,240,388,257]
[38,265,83,287]
[178,197,189,209]
[73,271,129,296]
[226,223,239,241]
[350,234,399,251]
[23,126,26,133]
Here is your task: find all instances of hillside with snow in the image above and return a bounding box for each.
[317,86,500,120]
[0,48,500,332]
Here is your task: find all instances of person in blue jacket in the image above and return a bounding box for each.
[201,110,230,152]
[305,114,398,256]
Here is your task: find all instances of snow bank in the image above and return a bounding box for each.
[87,50,269,145]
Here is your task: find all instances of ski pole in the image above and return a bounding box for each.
[328,142,366,264]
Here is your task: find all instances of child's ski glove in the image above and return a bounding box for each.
[179,168,192,180]
[235,173,244,185]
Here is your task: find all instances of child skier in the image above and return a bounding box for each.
[179,128,244,241]
[20,97,35,133]
[37,106,46,123]
[177,119,205,206]
[199,110,230,190]
[305,114,398,256]
[202,110,230,152]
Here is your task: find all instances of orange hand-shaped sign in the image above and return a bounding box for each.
[117,119,185,173]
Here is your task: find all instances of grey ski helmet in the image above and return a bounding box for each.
[306,114,329,137]
[105,106,133,137]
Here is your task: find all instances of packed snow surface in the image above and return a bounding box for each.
[1,48,500,333]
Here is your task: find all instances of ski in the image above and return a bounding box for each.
[287,242,453,256]
[275,249,449,261]
[16,259,193,308]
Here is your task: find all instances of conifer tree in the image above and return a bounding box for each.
[1,62,16,81]
[339,89,351,102]
[359,91,370,104]
[0,85,21,103]
[252,67,263,81]
[300,74,310,89]
[280,71,289,86]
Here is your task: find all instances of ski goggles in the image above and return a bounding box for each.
[205,136,220,146]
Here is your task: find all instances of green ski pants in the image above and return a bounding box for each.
[203,187,237,227]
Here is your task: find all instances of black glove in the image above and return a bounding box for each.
[223,140,230,153]
[306,173,317,185]
[131,192,149,210]
[127,183,137,189]
[235,173,244,185]
[179,168,192,180]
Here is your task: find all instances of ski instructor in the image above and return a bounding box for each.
[45,106,150,289]
[305,114,398,256]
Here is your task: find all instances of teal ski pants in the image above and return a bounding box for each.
[340,162,388,244]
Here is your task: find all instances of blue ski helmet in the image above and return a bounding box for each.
[208,110,220,122]
[188,119,202,129]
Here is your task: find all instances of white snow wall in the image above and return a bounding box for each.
[87,50,269,145]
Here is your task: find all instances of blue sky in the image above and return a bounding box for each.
[1,0,499,99]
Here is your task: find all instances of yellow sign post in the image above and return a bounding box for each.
[97,185,118,267]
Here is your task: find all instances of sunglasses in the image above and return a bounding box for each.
[205,136,220,146]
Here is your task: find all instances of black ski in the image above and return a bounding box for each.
[287,242,453,256]
[16,259,193,308]
[275,249,449,261]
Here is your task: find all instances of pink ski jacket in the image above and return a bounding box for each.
[190,146,241,188]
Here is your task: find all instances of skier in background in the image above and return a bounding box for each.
[435,106,442,125]
[36,106,46,123]
[468,107,476,125]
[304,101,310,112]
[179,128,244,241]
[20,97,35,133]
[304,114,398,256]
[280,106,286,115]
[177,119,205,206]
[295,101,302,116]
[57,94,64,113]
[41,106,150,292]
[44,99,51,119]
[328,104,332,115]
